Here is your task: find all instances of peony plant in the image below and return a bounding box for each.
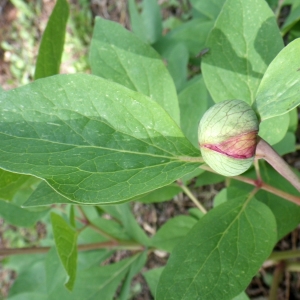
[1,0,300,299]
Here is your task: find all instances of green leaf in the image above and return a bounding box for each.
[273,131,296,155]
[165,43,189,91]
[128,0,162,44]
[90,217,131,241]
[156,195,277,300]
[178,75,208,148]
[102,203,150,246]
[34,0,69,80]
[154,19,213,57]
[0,74,201,205]
[143,267,164,297]
[232,291,250,300]
[195,171,225,187]
[190,0,226,20]
[0,200,48,227]
[136,184,181,203]
[51,213,78,290]
[258,112,290,145]
[0,169,38,202]
[152,215,197,252]
[281,3,300,35]
[89,17,180,125]
[213,188,227,207]
[202,0,283,104]
[288,108,298,132]
[255,38,300,120]
[23,181,73,207]
[119,251,148,300]
[256,162,300,239]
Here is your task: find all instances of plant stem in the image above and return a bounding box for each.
[200,165,300,205]
[256,138,300,192]
[0,241,145,257]
[268,261,285,300]
[177,180,207,213]
[269,249,300,261]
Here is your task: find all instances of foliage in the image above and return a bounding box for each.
[1,0,300,299]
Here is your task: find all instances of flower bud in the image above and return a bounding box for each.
[198,100,259,176]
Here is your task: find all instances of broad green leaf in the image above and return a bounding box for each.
[165,43,189,91]
[229,162,300,239]
[288,108,298,132]
[119,251,148,300]
[34,0,69,80]
[0,169,38,201]
[195,171,225,187]
[51,213,78,290]
[258,112,290,145]
[152,215,197,252]
[0,199,48,227]
[89,17,180,125]
[178,75,208,148]
[128,0,162,44]
[101,203,150,246]
[273,131,296,155]
[143,267,164,297]
[202,0,283,104]
[213,188,227,207]
[154,19,213,57]
[255,38,300,120]
[233,291,250,300]
[23,181,73,207]
[156,196,277,300]
[136,184,181,203]
[256,162,300,239]
[188,208,205,220]
[8,245,141,300]
[190,0,226,20]
[0,74,201,205]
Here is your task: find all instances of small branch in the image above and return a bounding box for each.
[177,180,207,214]
[0,241,145,257]
[256,138,300,192]
[200,164,300,206]
[268,261,285,300]
[269,249,300,261]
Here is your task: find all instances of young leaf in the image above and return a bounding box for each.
[0,168,38,202]
[89,17,180,125]
[154,19,213,57]
[128,0,162,44]
[190,0,226,20]
[143,267,164,297]
[258,112,290,145]
[119,251,148,300]
[202,0,283,104]
[156,195,277,300]
[23,181,73,207]
[136,184,182,203]
[0,74,201,205]
[178,75,208,148]
[102,203,150,246]
[255,38,300,120]
[0,200,48,227]
[151,215,197,252]
[51,213,78,290]
[34,0,69,80]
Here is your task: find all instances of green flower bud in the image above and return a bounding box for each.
[198,100,259,176]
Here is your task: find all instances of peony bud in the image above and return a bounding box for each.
[198,100,259,176]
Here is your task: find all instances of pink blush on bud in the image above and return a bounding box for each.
[201,131,258,159]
